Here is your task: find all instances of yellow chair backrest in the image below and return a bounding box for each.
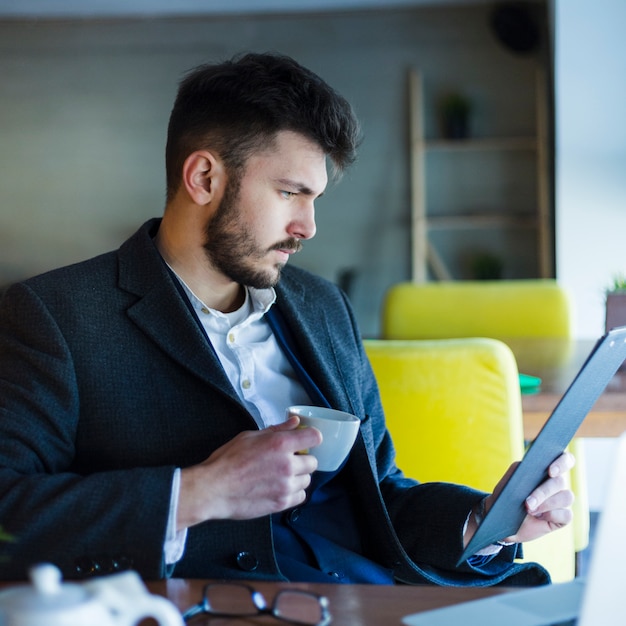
[382,280,571,341]
[363,337,576,582]
[363,338,524,490]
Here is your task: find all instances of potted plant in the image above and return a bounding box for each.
[605,273,626,332]
[470,251,503,280]
[438,91,472,139]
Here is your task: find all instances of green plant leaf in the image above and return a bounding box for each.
[607,273,626,293]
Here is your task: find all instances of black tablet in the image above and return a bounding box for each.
[458,325,626,564]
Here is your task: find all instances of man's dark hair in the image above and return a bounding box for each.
[165,52,361,201]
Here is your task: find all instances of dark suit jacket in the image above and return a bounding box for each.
[0,219,547,585]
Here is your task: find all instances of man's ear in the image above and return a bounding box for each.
[181,150,225,205]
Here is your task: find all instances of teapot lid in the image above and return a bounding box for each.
[0,564,88,612]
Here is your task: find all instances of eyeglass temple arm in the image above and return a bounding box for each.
[181,601,205,622]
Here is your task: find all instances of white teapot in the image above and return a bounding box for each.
[0,563,184,626]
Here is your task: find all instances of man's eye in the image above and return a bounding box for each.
[280,190,296,199]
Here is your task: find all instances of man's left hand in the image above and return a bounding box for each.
[463,452,575,545]
[493,451,576,544]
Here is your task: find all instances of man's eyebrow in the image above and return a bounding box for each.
[275,178,325,198]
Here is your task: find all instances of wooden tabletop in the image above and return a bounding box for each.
[146,579,511,625]
[509,338,626,439]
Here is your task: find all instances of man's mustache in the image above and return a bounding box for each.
[270,238,303,253]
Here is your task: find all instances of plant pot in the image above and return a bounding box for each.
[441,111,469,140]
[438,93,471,140]
[605,292,626,332]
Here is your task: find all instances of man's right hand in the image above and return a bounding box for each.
[177,415,322,530]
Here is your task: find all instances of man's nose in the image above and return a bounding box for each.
[289,201,317,240]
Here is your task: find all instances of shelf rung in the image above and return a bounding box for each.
[427,215,539,229]
[422,137,538,152]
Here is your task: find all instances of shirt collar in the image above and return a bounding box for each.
[248,286,277,315]
[164,262,276,324]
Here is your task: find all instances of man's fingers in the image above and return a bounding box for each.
[266,416,323,452]
[527,486,574,517]
[267,415,301,431]
[526,474,569,513]
[548,451,575,478]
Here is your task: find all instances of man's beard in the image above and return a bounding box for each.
[203,178,302,289]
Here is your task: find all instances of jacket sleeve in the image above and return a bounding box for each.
[0,283,174,581]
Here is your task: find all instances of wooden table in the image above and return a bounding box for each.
[145,579,511,625]
[506,338,626,439]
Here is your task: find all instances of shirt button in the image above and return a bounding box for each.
[242,379,251,389]
[228,332,235,343]
[201,307,210,314]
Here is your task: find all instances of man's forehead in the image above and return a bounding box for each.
[246,132,328,189]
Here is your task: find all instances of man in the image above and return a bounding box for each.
[0,52,573,585]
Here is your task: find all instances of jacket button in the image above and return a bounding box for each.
[288,508,301,523]
[74,557,100,577]
[107,556,132,573]
[74,557,93,577]
[236,551,259,572]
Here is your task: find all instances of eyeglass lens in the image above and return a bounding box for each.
[202,584,326,625]
[204,583,262,616]
[274,590,326,625]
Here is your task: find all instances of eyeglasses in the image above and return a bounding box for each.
[182,582,331,625]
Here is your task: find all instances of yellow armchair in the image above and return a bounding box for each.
[363,337,576,582]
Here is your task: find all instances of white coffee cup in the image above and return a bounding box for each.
[286,405,360,471]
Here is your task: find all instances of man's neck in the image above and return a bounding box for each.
[154,220,244,313]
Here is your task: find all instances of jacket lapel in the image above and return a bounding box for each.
[274,270,356,416]
[116,219,241,406]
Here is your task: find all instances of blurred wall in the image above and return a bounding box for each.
[0,5,547,336]
[553,0,626,511]
[554,0,626,339]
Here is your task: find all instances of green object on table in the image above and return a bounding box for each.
[519,372,541,394]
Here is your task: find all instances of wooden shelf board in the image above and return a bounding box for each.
[422,137,538,152]
[427,214,539,229]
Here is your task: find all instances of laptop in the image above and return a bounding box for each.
[402,406,626,626]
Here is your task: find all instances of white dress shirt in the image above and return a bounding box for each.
[189,284,311,428]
